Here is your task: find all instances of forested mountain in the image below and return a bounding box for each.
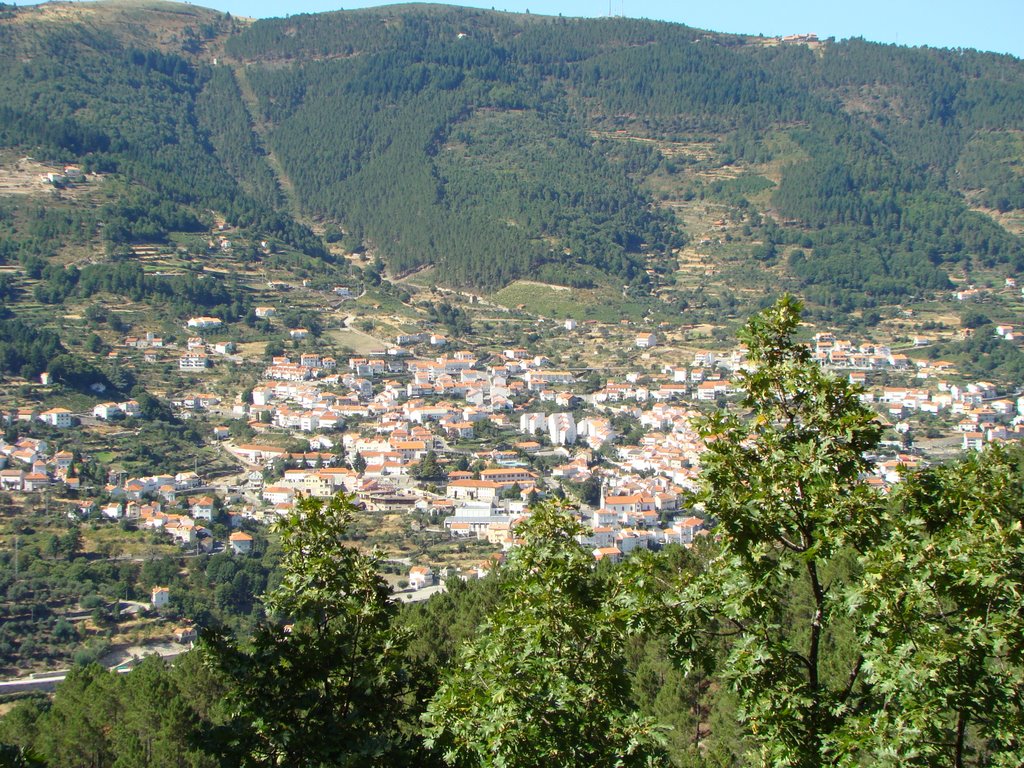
[1,0,1024,301]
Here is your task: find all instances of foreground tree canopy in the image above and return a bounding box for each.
[2,297,1023,767]
[621,295,1024,767]
[849,448,1024,766]
[200,493,421,767]
[423,501,670,767]
[660,295,886,766]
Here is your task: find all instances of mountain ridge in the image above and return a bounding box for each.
[1,0,1023,313]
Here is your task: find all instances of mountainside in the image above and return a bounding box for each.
[1,1,1024,311]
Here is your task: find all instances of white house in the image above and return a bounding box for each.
[635,332,657,348]
[962,431,985,451]
[101,502,124,519]
[446,479,503,503]
[190,496,215,521]
[262,485,296,505]
[408,566,434,590]
[39,408,73,428]
[593,546,622,564]
[151,586,171,609]
[396,332,427,346]
[119,400,142,417]
[179,352,209,370]
[229,531,254,555]
[0,470,24,490]
[186,316,223,330]
[93,402,121,420]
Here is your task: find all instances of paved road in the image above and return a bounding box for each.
[0,641,189,694]
[390,584,446,604]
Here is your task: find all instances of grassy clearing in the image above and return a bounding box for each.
[396,265,438,287]
[491,281,581,316]
[755,129,812,184]
[354,289,419,318]
[85,525,180,558]
[327,327,387,354]
[490,280,652,322]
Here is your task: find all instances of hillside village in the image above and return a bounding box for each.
[0,0,1021,604]
[4,306,1023,594]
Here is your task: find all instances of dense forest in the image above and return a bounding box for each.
[2,298,1022,767]
[222,7,1024,297]
[0,7,326,259]
[1,2,1023,301]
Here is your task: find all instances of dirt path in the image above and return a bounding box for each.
[231,65,302,220]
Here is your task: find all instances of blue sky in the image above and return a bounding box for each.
[19,0,1024,58]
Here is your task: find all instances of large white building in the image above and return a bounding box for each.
[186,316,223,330]
[39,408,73,428]
[179,352,209,370]
[547,412,577,446]
[519,412,546,436]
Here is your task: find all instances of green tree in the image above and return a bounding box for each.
[85,333,106,354]
[201,492,418,767]
[0,700,45,758]
[109,655,217,768]
[845,445,1024,767]
[499,482,522,500]
[411,450,445,481]
[649,296,884,767]
[351,452,367,474]
[61,527,83,560]
[141,392,176,422]
[423,501,669,767]
[35,664,120,768]
[577,475,602,507]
